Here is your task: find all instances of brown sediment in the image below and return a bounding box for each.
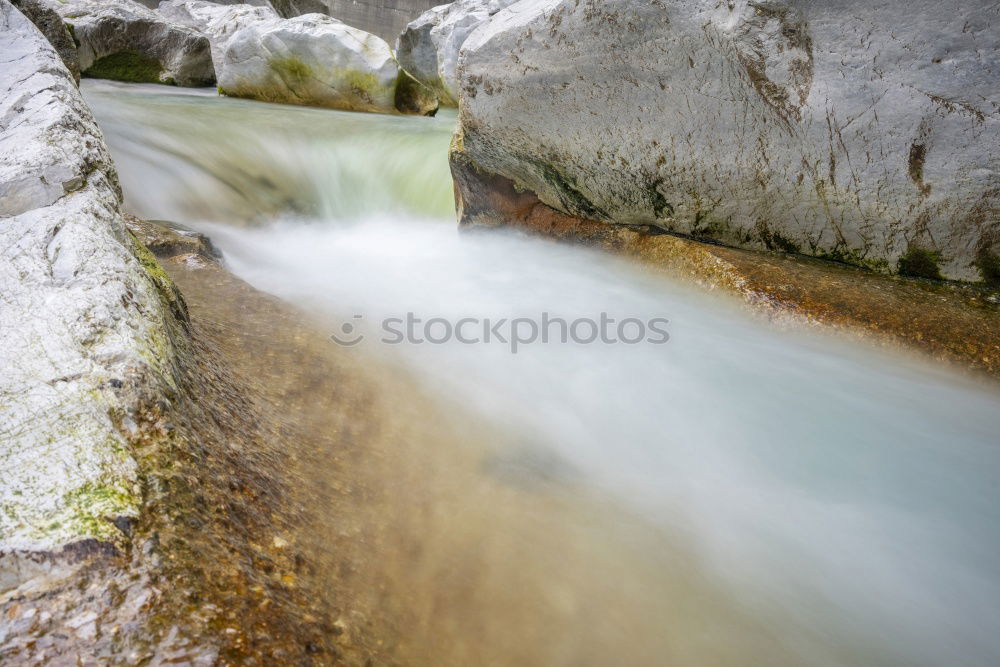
[451,156,1000,379]
[146,232,717,666]
[147,227,890,666]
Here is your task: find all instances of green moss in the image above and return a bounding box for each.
[129,230,188,325]
[647,179,673,219]
[126,232,188,388]
[522,157,604,220]
[269,55,312,83]
[61,478,138,541]
[975,247,1000,286]
[84,50,166,84]
[395,68,439,115]
[132,232,172,286]
[691,215,730,241]
[770,233,800,253]
[336,68,383,107]
[898,247,944,280]
[65,22,79,48]
[345,69,379,93]
[812,245,889,273]
[754,219,801,253]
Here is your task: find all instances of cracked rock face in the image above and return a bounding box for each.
[217,13,400,113]
[456,0,1000,282]
[50,0,215,86]
[0,0,178,591]
[395,0,517,107]
[157,0,280,69]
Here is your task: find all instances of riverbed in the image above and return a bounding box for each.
[85,80,1000,666]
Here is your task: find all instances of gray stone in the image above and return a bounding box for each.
[157,0,280,68]
[10,0,81,83]
[0,0,179,590]
[51,0,215,86]
[217,13,400,113]
[455,0,1000,282]
[395,0,517,107]
[269,0,440,42]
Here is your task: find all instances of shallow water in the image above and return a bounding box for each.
[85,80,1000,666]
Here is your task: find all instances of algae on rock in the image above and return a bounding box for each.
[217,12,401,113]
[1,0,184,590]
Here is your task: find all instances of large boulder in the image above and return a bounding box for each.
[217,13,400,113]
[454,0,1000,283]
[51,0,215,86]
[395,0,516,107]
[157,0,280,68]
[269,0,440,43]
[0,0,181,590]
[11,0,81,83]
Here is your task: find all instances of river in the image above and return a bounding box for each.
[84,80,1000,666]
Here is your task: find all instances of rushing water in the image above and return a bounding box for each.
[84,80,1000,666]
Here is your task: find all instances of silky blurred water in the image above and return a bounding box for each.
[85,80,1000,666]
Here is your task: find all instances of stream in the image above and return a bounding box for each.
[84,80,1000,666]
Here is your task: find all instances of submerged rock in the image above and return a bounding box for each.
[51,0,214,86]
[0,0,181,590]
[157,0,280,68]
[395,0,515,107]
[10,0,81,83]
[217,13,400,113]
[126,216,224,263]
[454,0,999,282]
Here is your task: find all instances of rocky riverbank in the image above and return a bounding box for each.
[451,0,998,283]
[2,0,181,591]
[3,0,999,662]
[452,152,1000,378]
[447,0,999,376]
[0,7,332,658]
[1,221,331,663]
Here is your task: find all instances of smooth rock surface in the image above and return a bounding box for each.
[456,0,1000,282]
[218,13,400,113]
[270,0,439,42]
[11,0,81,83]
[396,0,516,107]
[157,0,280,67]
[0,0,178,589]
[51,0,214,86]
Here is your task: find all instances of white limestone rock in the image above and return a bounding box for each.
[157,0,280,68]
[0,0,180,591]
[51,0,215,86]
[217,13,400,113]
[395,0,516,107]
[10,0,82,83]
[455,0,1000,282]
[268,0,440,43]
